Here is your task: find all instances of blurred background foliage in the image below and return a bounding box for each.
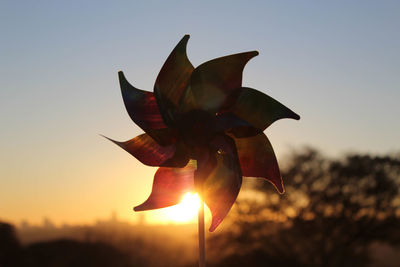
[208,148,400,267]
[1,148,400,267]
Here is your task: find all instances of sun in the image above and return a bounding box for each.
[159,192,201,223]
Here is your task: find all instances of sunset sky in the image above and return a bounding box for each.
[1,1,399,226]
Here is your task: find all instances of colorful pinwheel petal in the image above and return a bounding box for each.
[105,35,300,231]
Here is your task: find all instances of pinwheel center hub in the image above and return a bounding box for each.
[177,110,216,148]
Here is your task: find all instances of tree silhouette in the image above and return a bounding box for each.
[209,148,400,267]
[0,222,22,267]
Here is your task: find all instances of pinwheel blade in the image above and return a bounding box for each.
[232,133,284,193]
[102,134,185,167]
[197,135,242,232]
[213,112,261,138]
[134,161,196,211]
[229,87,300,131]
[161,141,190,168]
[180,51,258,114]
[154,35,194,125]
[119,71,175,145]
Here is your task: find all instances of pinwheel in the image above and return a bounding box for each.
[105,35,299,264]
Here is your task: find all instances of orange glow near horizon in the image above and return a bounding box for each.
[157,193,201,223]
[147,193,212,225]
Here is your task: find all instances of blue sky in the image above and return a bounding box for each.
[1,0,399,224]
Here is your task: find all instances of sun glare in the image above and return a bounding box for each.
[159,193,201,223]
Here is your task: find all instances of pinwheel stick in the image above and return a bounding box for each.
[198,198,206,267]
